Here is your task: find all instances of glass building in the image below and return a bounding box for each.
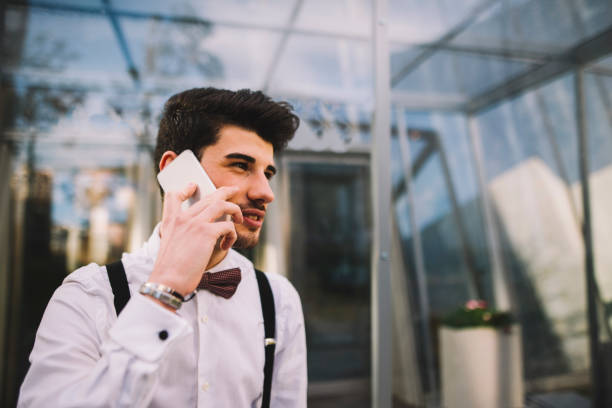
[1,0,611,406]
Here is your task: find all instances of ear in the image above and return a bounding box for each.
[159,151,178,172]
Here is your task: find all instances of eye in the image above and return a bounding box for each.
[231,162,249,171]
[265,171,274,180]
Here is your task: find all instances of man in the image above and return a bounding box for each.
[18,88,307,407]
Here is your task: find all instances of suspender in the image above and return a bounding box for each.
[105,262,276,408]
[254,269,276,408]
[106,261,130,315]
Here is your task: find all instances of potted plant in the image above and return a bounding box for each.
[440,300,523,408]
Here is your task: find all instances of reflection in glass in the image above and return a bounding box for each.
[122,19,282,89]
[286,159,371,407]
[295,0,371,38]
[452,0,612,53]
[5,5,130,84]
[585,70,612,394]
[120,0,298,28]
[272,34,372,103]
[393,49,537,100]
[476,75,589,381]
[391,111,492,401]
[388,0,482,44]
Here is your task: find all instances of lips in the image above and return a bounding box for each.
[241,208,265,229]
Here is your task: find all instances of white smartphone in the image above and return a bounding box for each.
[157,149,216,210]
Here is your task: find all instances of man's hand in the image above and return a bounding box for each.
[148,183,243,297]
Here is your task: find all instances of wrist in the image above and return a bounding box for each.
[140,282,184,310]
[142,295,178,313]
[149,262,197,296]
[147,274,191,297]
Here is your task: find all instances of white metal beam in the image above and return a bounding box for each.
[371,0,392,407]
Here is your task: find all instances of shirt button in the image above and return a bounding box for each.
[158,330,169,340]
[201,381,209,392]
[200,316,208,324]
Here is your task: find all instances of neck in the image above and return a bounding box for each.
[206,246,229,270]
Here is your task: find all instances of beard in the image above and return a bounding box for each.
[231,201,265,249]
[232,226,261,249]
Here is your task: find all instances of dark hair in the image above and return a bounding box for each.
[153,87,299,172]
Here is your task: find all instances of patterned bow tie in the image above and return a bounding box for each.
[198,267,242,299]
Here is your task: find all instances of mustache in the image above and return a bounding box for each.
[239,201,265,212]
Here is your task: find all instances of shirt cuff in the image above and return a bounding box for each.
[108,293,192,362]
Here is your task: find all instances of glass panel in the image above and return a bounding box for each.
[392,49,538,100]
[4,6,131,84]
[590,54,612,72]
[1,89,161,406]
[287,99,372,152]
[121,18,282,89]
[390,46,420,81]
[388,0,483,44]
[585,69,612,404]
[270,35,372,103]
[475,74,590,391]
[286,159,371,407]
[478,75,581,183]
[452,0,612,54]
[118,0,298,28]
[28,0,103,7]
[294,0,371,38]
[391,110,492,404]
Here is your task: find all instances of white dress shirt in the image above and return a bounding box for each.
[18,225,307,407]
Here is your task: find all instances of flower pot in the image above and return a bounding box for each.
[440,325,523,408]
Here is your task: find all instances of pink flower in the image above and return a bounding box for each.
[465,299,487,310]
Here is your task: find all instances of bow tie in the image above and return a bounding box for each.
[198,267,241,299]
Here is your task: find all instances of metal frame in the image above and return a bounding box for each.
[464,27,612,114]
[8,0,612,113]
[10,0,612,113]
[390,0,499,88]
[392,127,483,300]
[395,109,437,398]
[262,0,303,92]
[576,68,606,408]
[371,0,392,407]
[101,0,139,83]
[466,117,511,311]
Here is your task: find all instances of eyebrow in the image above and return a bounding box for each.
[225,153,277,176]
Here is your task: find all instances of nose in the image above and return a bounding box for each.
[247,172,275,205]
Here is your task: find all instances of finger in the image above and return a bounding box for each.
[162,183,196,217]
[208,185,240,202]
[161,191,180,218]
[197,200,243,224]
[177,182,198,201]
[186,185,240,214]
[208,221,237,250]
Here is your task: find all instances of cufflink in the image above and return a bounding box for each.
[159,330,169,340]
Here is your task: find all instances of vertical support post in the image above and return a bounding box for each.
[371,0,392,407]
[576,69,604,408]
[396,108,437,398]
[467,116,511,311]
[434,131,483,300]
[0,143,12,406]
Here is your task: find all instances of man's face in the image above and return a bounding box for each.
[199,125,276,249]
